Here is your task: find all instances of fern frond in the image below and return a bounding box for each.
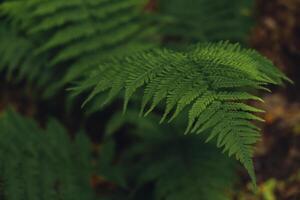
[0,110,96,200]
[0,0,155,97]
[75,41,289,183]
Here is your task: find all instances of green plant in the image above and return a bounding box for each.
[98,138,236,200]
[0,110,236,200]
[0,0,290,199]
[0,0,155,97]
[0,110,96,200]
[76,108,236,199]
[124,136,235,200]
[157,0,253,46]
[0,0,254,97]
[74,41,289,184]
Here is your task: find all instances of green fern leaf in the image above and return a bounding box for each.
[75,41,289,184]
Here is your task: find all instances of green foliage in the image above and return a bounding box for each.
[96,110,235,200]
[0,110,96,200]
[0,0,255,97]
[157,0,254,45]
[0,21,48,85]
[0,0,290,199]
[75,41,289,184]
[127,137,235,200]
[98,123,236,200]
[0,0,155,97]
[104,109,163,137]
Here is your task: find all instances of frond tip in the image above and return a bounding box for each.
[74,41,289,184]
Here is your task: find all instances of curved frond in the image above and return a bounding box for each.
[75,41,289,183]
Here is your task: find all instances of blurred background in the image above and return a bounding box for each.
[0,0,300,199]
[238,0,300,199]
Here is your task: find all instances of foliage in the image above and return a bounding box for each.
[74,41,289,184]
[0,109,235,200]
[0,110,96,200]
[98,115,236,200]
[0,22,38,83]
[125,136,235,200]
[157,0,254,45]
[0,0,255,97]
[0,0,154,97]
[0,0,290,199]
